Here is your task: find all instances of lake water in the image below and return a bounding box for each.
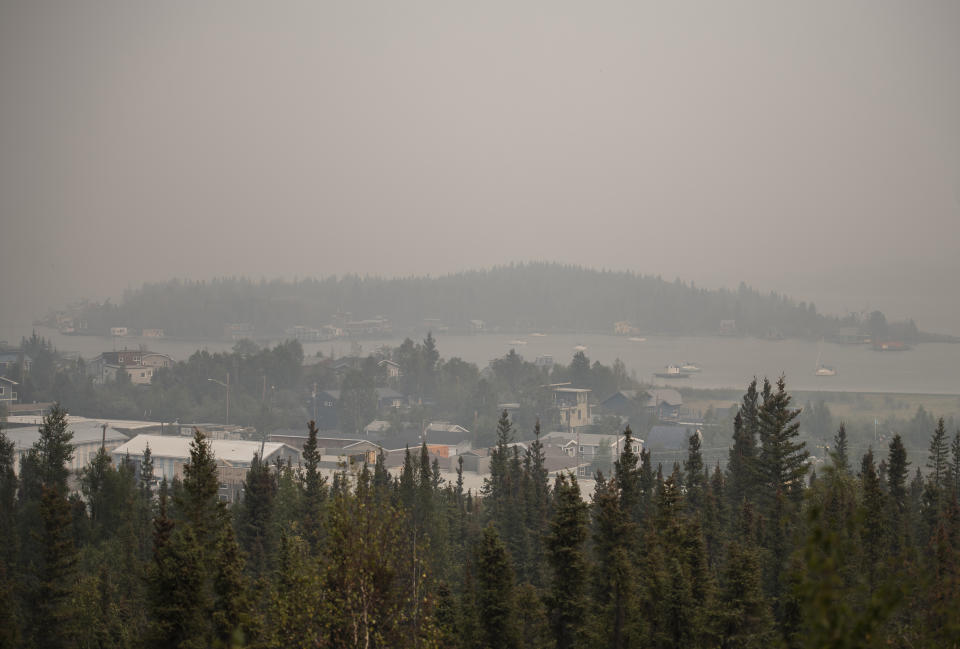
[8,327,960,395]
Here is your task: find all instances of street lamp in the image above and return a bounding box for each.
[208,372,230,426]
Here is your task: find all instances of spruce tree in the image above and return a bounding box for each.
[0,426,19,649]
[727,380,759,509]
[31,485,80,649]
[615,425,641,522]
[211,523,254,647]
[950,431,960,502]
[149,430,253,647]
[832,423,850,473]
[503,446,529,580]
[886,435,910,515]
[269,532,323,649]
[17,406,79,649]
[140,442,155,498]
[515,582,551,649]
[485,410,514,508]
[926,497,960,647]
[859,449,887,595]
[422,331,440,397]
[237,452,277,579]
[755,377,808,512]
[399,445,416,512]
[795,500,899,649]
[927,418,949,491]
[710,503,777,649]
[546,473,589,649]
[33,404,74,494]
[416,441,435,533]
[591,473,638,649]
[301,420,326,550]
[522,420,550,587]
[685,431,706,512]
[639,447,655,519]
[476,523,519,649]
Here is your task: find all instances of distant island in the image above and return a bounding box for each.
[40,263,953,344]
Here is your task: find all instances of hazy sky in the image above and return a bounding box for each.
[2,1,958,332]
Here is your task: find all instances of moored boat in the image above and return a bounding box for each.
[654,365,692,379]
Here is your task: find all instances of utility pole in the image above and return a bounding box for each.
[207,372,231,426]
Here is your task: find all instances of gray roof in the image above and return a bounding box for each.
[601,389,642,403]
[5,420,129,451]
[645,425,695,450]
[320,387,405,401]
[540,431,627,448]
[113,434,298,465]
[646,389,683,407]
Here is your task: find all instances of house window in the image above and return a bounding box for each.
[0,386,4,396]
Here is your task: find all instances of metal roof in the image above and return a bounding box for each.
[4,420,129,451]
[111,434,295,464]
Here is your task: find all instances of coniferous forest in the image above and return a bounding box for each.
[58,265,866,340]
[3,378,960,649]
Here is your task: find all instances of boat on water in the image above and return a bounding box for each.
[509,340,527,346]
[679,361,701,372]
[573,345,588,352]
[814,340,837,376]
[654,365,692,379]
[873,340,910,351]
[530,333,546,337]
[628,337,647,342]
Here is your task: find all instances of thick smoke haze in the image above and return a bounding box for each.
[1,1,958,332]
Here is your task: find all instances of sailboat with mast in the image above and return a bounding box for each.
[815,340,837,377]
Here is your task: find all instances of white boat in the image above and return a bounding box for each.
[509,339,527,346]
[654,365,692,379]
[814,340,837,376]
[530,333,546,337]
[680,361,701,372]
[628,337,647,342]
[573,345,588,352]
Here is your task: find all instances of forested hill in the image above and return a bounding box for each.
[67,264,861,339]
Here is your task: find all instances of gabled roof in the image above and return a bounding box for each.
[601,390,643,404]
[645,425,697,450]
[0,376,17,385]
[342,440,384,451]
[646,389,683,407]
[420,424,471,445]
[425,422,469,435]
